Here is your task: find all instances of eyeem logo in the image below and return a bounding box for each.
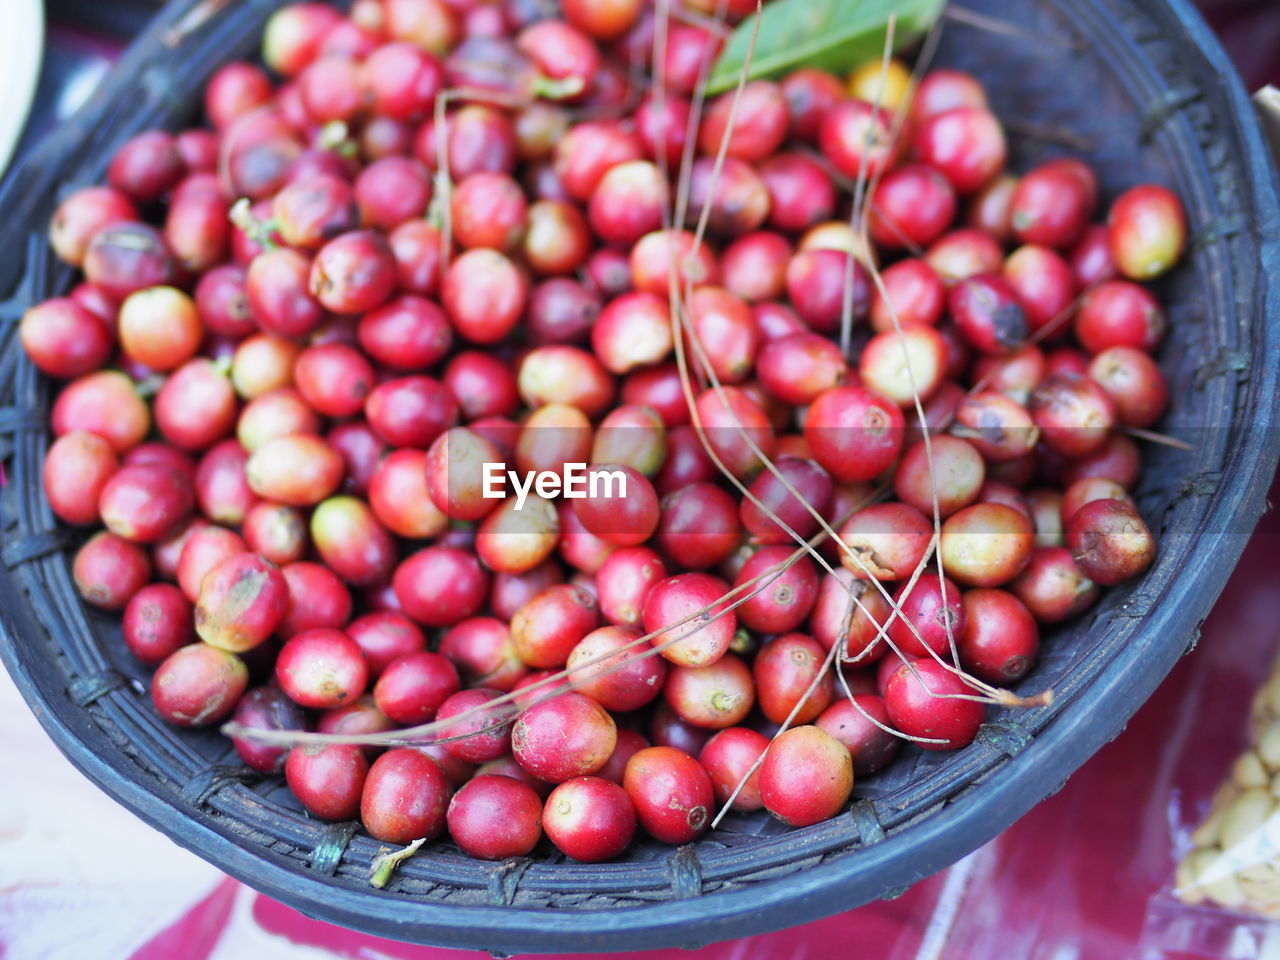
[483,463,628,510]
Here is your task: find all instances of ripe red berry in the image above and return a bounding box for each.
[884,659,985,750]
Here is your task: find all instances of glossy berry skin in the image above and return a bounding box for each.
[699,81,789,162]
[939,503,1035,588]
[543,777,636,862]
[958,588,1040,684]
[884,659,985,751]
[152,644,248,728]
[1075,281,1165,355]
[1066,499,1156,586]
[663,653,755,730]
[950,392,1039,463]
[85,221,180,301]
[511,584,600,669]
[693,386,776,481]
[435,688,512,763]
[623,746,713,844]
[699,727,768,811]
[657,483,741,571]
[176,526,248,603]
[361,749,451,844]
[740,457,834,545]
[365,41,444,120]
[816,695,900,776]
[1088,346,1169,429]
[949,274,1029,355]
[1009,158,1097,248]
[286,744,369,822]
[49,185,139,268]
[246,248,324,338]
[643,573,736,668]
[272,175,358,250]
[310,231,398,314]
[448,775,544,860]
[785,248,869,333]
[1011,546,1100,623]
[893,435,984,520]
[277,562,352,640]
[310,495,396,588]
[108,130,184,203]
[1108,184,1186,280]
[452,171,529,250]
[73,531,151,610]
[276,628,369,710]
[759,154,834,234]
[294,343,375,419]
[838,503,932,582]
[820,98,898,181]
[246,435,345,506]
[574,465,660,546]
[869,164,957,250]
[193,553,288,653]
[858,324,948,407]
[735,550,820,636]
[757,725,853,827]
[871,258,947,331]
[43,431,119,526]
[373,650,460,726]
[513,692,617,783]
[883,558,965,652]
[20,298,114,379]
[229,686,309,774]
[364,375,458,449]
[443,249,529,344]
[1029,373,1118,459]
[347,612,427,679]
[756,332,846,406]
[804,385,905,484]
[568,625,667,713]
[912,107,1006,195]
[753,633,833,725]
[123,583,194,665]
[154,360,236,452]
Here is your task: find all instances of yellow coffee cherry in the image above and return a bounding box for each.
[847,59,914,113]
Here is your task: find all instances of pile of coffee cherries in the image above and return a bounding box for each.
[20,0,1177,862]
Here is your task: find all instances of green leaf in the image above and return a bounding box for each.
[705,0,947,95]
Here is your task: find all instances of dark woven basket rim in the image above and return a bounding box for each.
[1,0,1279,952]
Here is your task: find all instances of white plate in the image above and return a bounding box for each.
[0,0,45,178]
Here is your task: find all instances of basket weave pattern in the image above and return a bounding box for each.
[0,0,1277,951]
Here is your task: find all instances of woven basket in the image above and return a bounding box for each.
[1,0,1278,952]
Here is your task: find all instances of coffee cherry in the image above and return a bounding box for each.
[543,777,636,862]
[623,746,713,843]
[817,695,899,776]
[643,572,736,668]
[514,692,617,783]
[869,164,957,249]
[804,385,904,484]
[884,659,985,750]
[1009,158,1097,248]
[1108,184,1186,280]
[361,749,450,844]
[1066,499,1156,585]
[939,502,1035,587]
[1011,546,1100,623]
[194,553,288,652]
[820,98,898,181]
[913,106,1006,194]
[758,726,853,826]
